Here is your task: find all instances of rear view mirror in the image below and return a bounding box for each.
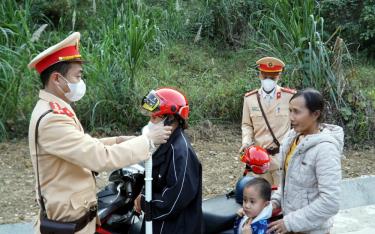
[109,169,123,182]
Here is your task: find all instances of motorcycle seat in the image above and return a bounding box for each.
[97,183,129,219]
[202,195,241,234]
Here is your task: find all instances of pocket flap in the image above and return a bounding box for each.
[250,110,263,117]
[70,187,97,210]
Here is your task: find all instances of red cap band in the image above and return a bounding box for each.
[35,46,81,74]
[258,64,283,72]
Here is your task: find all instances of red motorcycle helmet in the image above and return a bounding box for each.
[240,146,270,174]
[141,88,189,120]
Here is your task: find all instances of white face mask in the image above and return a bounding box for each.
[261,78,277,93]
[60,75,86,102]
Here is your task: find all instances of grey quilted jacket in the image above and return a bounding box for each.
[271,124,344,234]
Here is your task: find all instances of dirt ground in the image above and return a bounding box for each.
[0,123,374,224]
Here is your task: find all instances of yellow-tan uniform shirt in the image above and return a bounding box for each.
[241,86,295,175]
[29,90,150,234]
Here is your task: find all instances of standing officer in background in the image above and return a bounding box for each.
[240,57,296,186]
[28,32,172,233]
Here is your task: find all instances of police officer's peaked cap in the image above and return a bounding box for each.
[28,32,83,74]
[256,57,285,73]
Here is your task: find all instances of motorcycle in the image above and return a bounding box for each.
[96,164,145,234]
[95,163,241,234]
[95,146,282,234]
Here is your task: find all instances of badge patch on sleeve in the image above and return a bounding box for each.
[277,91,281,99]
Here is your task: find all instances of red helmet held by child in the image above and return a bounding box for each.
[240,146,270,174]
[141,88,190,120]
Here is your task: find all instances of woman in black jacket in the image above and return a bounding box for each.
[135,88,203,234]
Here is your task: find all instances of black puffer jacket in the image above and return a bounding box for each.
[141,127,202,234]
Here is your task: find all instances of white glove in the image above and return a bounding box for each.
[143,124,172,146]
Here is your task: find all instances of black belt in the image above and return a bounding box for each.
[73,206,97,232]
[68,206,98,232]
[266,147,279,155]
[39,206,97,233]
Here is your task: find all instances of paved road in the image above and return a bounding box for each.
[332,205,375,234]
[0,222,33,233]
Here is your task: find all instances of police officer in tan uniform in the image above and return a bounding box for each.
[240,57,296,186]
[28,32,172,233]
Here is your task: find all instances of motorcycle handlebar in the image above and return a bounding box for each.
[125,181,133,198]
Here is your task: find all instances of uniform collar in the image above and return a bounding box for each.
[39,90,76,115]
[260,85,281,99]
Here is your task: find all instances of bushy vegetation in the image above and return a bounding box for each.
[320,0,375,57]
[248,0,374,144]
[0,0,374,145]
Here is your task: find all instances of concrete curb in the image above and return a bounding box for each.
[340,175,375,209]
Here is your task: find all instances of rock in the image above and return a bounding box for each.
[202,120,213,130]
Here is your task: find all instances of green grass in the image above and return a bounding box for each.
[135,42,255,121]
[78,41,257,134]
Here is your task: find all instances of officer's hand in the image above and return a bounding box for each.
[145,125,172,145]
[239,143,251,153]
[134,194,142,214]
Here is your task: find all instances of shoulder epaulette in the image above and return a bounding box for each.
[281,87,297,94]
[244,89,258,97]
[49,102,74,118]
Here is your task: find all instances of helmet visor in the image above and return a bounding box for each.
[141,90,160,116]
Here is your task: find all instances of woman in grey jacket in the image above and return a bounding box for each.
[268,88,344,234]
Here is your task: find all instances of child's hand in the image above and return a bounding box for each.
[236,208,245,217]
[134,194,142,214]
[242,217,253,234]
